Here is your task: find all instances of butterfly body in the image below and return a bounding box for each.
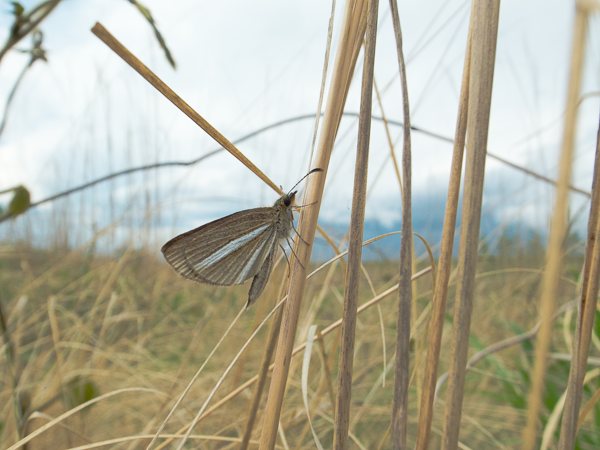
[161,191,297,307]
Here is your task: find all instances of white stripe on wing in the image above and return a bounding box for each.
[234,232,276,283]
[193,223,271,271]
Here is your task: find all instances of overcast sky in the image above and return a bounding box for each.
[0,1,598,248]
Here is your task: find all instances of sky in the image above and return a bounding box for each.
[0,0,599,250]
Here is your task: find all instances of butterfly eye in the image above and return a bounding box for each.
[283,196,291,207]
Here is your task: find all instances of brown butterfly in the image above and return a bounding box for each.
[161,168,321,307]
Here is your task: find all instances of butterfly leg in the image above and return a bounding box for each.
[279,243,291,274]
[291,220,309,245]
[286,236,305,270]
[292,200,319,210]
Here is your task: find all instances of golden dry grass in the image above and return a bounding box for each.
[0,237,597,449]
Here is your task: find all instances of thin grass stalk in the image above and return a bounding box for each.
[557,114,600,447]
[521,4,589,449]
[239,304,285,450]
[414,13,473,450]
[258,1,369,447]
[333,0,378,447]
[441,1,500,448]
[388,0,413,448]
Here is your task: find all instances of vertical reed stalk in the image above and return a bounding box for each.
[388,1,413,448]
[333,0,378,447]
[558,111,600,449]
[415,14,473,450]
[441,1,500,448]
[258,2,369,447]
[522,3,589,449]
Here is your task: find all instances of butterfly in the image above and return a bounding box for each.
[161,168,321,307]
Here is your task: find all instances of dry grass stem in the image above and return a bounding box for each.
[258,1,369,447]
[441,1,500,448]
[239,304,284,449]
[90,23,280,194]
[332,0,378,447]
[388,0,413,447]
[557,98,599,448]
[415,12,473,450]
[522,4,589,449]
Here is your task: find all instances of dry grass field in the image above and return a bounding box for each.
[0,233,598,448]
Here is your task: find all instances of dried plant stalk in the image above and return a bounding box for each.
[522,4,589,449]
[239,306,284,450]
[257,1,369,448]
[441,1,500,449]
[91,23,279,193]
[333,0,378,448]
[414,14,473,450]
[559,20,598,450]
[387,0,413,448]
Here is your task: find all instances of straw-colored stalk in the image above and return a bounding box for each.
[90,23,280,194]
[441,1,500,449]
[560,117,600,440]
[258,1,369,448]
[332,0,378,448]
[522,3,589,449]
[239,304,284,449]
[559,18,598,450]
[414,12,473,450]
[387,0,413,448]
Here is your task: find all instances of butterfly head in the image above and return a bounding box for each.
[278,190,296,208]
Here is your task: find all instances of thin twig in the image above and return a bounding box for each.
[0,0,61,64]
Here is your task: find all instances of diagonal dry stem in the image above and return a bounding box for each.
[91,22,279,194]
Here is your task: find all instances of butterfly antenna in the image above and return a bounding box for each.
[286,168,323,196]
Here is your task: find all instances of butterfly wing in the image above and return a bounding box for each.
[247,243,277,307]
[161,208,277,286]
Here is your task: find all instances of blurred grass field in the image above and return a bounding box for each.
[1,232,598,448]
